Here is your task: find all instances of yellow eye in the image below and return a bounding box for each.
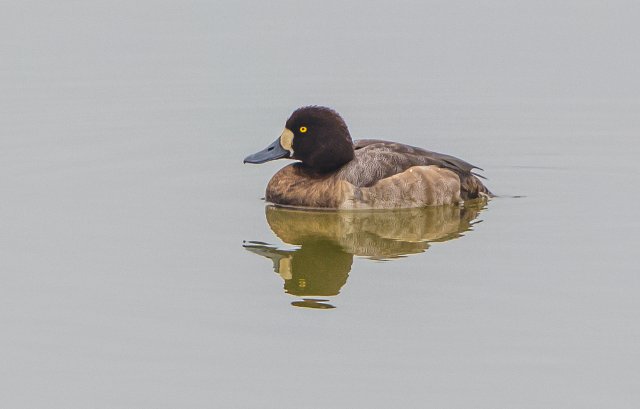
[299,126,308,133]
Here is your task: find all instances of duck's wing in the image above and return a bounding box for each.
[353,139,481,175]
[348,139,491,200]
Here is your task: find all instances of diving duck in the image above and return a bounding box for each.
[244,106,491,209]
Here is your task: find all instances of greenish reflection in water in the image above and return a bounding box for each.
[244,202,485,309]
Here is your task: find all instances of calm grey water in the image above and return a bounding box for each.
[2,1,639,408]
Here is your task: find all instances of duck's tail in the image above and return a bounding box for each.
[460,174,493,201]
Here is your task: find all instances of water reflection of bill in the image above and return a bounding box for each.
[244,202,485,309]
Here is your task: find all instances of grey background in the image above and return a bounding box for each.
[1,1,639,408]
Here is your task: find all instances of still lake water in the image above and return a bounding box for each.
[2,1,639,408]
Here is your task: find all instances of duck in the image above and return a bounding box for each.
[244,106,491,209]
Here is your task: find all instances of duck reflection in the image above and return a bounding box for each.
[244,202,485,308]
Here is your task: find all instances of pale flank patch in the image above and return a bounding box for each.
[340,165,462,209]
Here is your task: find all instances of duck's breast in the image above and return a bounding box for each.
[265,163,353,209]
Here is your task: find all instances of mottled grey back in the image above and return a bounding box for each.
[338,140,477,186]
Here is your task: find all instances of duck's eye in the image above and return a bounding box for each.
[299,126,308,133]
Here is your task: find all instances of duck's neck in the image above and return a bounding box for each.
[304,144,354,173]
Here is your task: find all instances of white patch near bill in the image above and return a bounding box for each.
[280,128,295,156]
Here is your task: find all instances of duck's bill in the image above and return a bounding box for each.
[244,134,291,164]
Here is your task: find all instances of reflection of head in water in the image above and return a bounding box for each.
[244,202,485,298]
[244,239,351,296]
[284,239,352,296]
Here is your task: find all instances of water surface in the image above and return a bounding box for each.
[1,1,639,408]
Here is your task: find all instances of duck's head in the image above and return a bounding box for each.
[244,106,354,172]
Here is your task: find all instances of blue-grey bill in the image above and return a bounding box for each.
[243,138,290,164]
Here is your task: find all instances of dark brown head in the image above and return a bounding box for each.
[244,106,355,172]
